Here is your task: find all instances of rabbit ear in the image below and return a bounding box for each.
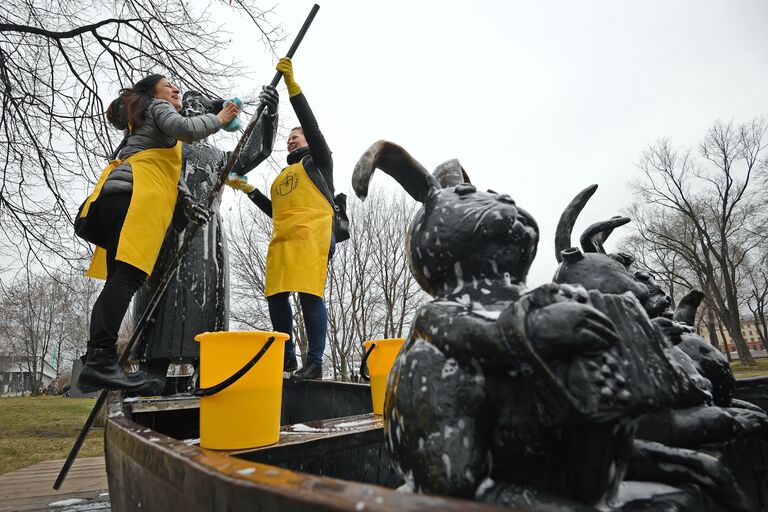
[673,289,705,326]
[580,216,631,254]
[433,159,471,188]
[353,140,440,203]
[555,184,598,263]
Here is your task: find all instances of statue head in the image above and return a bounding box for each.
[553,185,734,407]
[553,185,651,306]
[180,91,225,118]
[635,271,673,319]
[352,141,539,297]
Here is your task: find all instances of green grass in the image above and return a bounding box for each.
[730,358,768,379]
[0,396,104,475]
[6,358,761,477]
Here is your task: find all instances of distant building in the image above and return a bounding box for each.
[0,353,57,395]
[698,316,767,356]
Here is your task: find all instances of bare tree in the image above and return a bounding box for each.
[325,191,425,381]
[0,0,282,267]
[627,118,768,365]
[746,153,768,353]
[54,266,101,366]
[0,268,74,394]
[620,228,686,307]
[0,322,15,376]
[326,224,381,381]
[369,194,424,339]
[702,301,728,358]
[744,253,768,352]
[623,208,742,360]
[0,260,105,392]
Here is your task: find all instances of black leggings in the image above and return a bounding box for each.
[88,193,147,350]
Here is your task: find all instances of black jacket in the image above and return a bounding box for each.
[249,92,333,217]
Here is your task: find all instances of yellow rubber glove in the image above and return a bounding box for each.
[225,173,255,193]
[276,57,302,97]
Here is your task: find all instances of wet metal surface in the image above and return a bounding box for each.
[105,384,515,511]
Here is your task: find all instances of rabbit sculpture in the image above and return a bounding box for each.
[352,141,700,510]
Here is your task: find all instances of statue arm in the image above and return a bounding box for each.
[170,175,204,232]
[515,283,618,359]
[415,303,517,365]
[229,108,279,176]
[629,439,754,512]
[416,284,618,367]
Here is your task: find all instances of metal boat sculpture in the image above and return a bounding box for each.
[103,374,768,512]
[103,141,768,511]
[104,379,514,512]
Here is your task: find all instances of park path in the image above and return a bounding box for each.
[0,457,110,511]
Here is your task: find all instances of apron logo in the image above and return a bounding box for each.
[277,172,298,196]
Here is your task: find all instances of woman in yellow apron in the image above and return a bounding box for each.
[74,74,238,392]
[228,58,335,380]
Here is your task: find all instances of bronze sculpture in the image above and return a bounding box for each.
[132,91,277,392]
[352,142,766,511]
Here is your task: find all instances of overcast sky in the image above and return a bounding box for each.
[223,0,768,287]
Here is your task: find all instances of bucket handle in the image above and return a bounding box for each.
[190,336,275,397]
[359,342,376,382]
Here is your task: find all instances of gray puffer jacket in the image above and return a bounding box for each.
[102,99,221,195]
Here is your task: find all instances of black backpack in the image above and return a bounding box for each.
[312,165,350,243]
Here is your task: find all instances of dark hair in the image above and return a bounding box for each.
[106,74,166,131]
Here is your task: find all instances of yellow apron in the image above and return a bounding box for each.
[80,143,183,279]
[265,160,333,297]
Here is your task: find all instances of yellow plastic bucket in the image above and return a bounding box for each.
[195,330,289,450]
[362,338,405,415]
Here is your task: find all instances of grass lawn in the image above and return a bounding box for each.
[730,358,768,379]
[0,396,104,475]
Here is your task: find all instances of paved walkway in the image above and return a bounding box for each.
[0,457,110,511]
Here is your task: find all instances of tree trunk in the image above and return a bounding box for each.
[728,309,755,366]
[752,311,768,352]
[704,307,722,350]
[339,356,349,382]
[717,322,732,363]
[28,356,40,396]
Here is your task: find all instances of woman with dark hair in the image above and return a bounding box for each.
[74,74,238,392]
[227,58,334,380]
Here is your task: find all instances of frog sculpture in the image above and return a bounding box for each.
[351,141,751,510]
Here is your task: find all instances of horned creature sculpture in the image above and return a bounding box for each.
[553,184,768,510]
[351,141,760,511]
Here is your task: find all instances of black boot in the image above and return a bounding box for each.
[138,359,170,396]
[292,361,323,381]
[77,347,155,393]
[284,354,298,373]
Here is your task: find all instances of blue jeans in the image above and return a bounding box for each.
[266,233,335,365]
